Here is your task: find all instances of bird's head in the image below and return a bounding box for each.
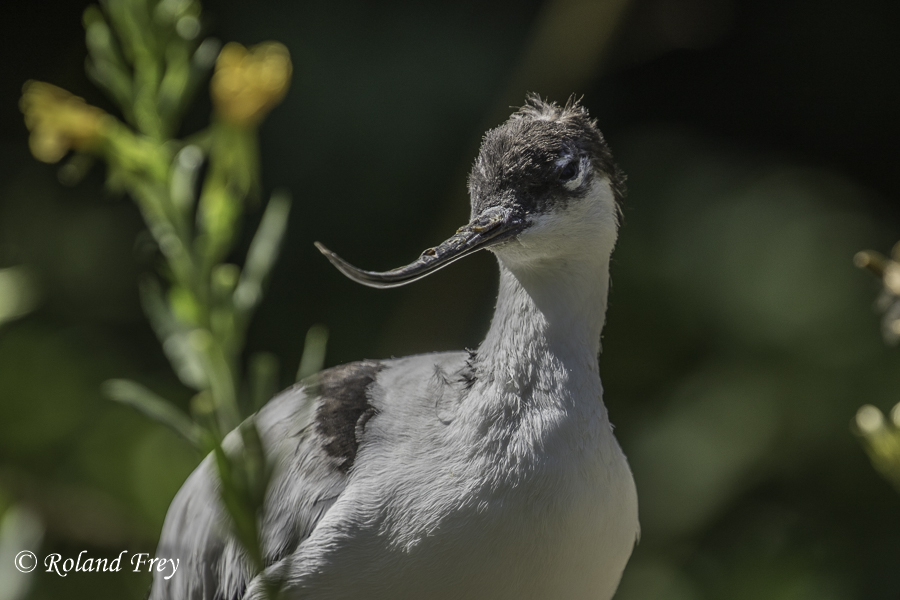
[316,95,624,288]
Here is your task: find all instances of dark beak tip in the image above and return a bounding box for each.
[315,242,345,265]
[315,205,523,289]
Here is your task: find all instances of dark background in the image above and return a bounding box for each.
[2,0,900,598]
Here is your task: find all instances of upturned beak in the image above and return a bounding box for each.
[315,205,526,289]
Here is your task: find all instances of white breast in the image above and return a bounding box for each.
[277,354,638,600]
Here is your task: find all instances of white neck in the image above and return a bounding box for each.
[474,178,618,398]
[461,243,614,467]
[476,252,610,393]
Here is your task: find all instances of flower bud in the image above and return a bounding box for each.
[210,42,292,128]
[20,81,109,163]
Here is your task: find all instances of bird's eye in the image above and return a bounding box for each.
[559,160,579,182]
[558,158,586,191]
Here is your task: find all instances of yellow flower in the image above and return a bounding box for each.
[210,42,292,128]
[19,81,109,163]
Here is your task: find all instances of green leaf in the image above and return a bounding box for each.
[83,6,134,116]
[296,324,329,381]
[234,191,292,317]
[157,42,193,133]
[212,441,263,570]
[188,329,241,432]
[103,378,199,447]
[249,352,279,411]
[139,276,208,390]
[210,418,273,574]
[169,144,204,213]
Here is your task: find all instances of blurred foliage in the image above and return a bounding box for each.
[12,0,306,596]
[602,131,899,600]
[853,246,900,494]
[3,0,900,599]
[0,267,39,328]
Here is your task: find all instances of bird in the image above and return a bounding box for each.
[150,95,639,600]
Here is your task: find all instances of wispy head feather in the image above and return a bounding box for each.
[512,93,591,123]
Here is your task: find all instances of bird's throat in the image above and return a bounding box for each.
[475,256,611,396]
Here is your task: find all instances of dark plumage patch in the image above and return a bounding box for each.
[312,360,382,473]
[468,94,625,218]
[460,348,478,390]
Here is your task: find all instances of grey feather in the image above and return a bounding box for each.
[150,360,387,600]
